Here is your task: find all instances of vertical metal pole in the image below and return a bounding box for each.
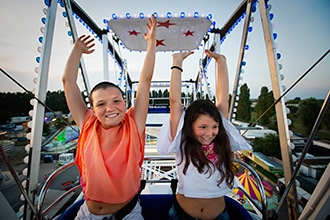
[228,0,253,121]
[27,1,57,219]
[298,162,330,220]
[63,0,91,94]
[102,34,109,81]
[258,1,298,219]
[198,59,203,99]
[278,91,330,218]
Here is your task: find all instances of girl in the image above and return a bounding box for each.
[157,50,252,220]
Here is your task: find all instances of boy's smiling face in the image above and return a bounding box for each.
[91,87,126,129]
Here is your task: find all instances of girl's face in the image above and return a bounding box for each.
[91,87,126,129]
[192,114,219,146]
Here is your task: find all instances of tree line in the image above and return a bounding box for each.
[1,85,329,160]
[0,90,68,124]
[1,86,329,136]
[235,84,330,134]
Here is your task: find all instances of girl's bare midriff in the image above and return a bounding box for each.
[86,198,131,215]
[176,194,226,220]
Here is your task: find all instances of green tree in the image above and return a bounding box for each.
[255,87,269,125]
[157,89,162,97]
[297,98,321,134]
[150,90,157,106]
[267,115,278,131]
[0,92,33,116]
[236,83,251,122]
[46,90,69,113]
[323,106,330,130]
[0,110,12,124]
[163,89,169,98]
[251,133,281,159]
[255,86,275,127]
[17,92,33,114]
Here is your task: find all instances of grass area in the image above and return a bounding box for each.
[252,110,330,142]
[316,129,330,143]
[289,115,330,142]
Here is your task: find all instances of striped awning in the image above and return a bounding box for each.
[233,169,273,202]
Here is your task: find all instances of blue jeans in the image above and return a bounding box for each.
[168,204,230,220]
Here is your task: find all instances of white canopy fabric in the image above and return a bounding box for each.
[108,17,212,51]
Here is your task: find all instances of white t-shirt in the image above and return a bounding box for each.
[157,111,252,198]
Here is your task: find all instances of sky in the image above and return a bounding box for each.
[0,0,329,99]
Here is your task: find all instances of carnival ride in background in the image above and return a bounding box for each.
[41,126,78,154]
[0,0,329,219]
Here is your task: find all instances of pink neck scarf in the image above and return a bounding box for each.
[202,142,218,165]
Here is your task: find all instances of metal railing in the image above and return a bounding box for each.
[37,155,268,219]
[37,162,81,218]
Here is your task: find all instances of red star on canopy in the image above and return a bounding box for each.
[157,20,176,29]
[183,30,195,37]
[156,39,166,47]
[128,30,140,36]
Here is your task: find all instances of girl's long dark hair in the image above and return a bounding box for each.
[179,99,237,188]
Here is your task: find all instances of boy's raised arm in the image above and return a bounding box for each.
[133,15,157,136]
[62,35,95,130]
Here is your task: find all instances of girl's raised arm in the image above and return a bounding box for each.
[169,51,194,139]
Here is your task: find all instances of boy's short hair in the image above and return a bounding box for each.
[89,81,124,106]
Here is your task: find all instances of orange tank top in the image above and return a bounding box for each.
[75,108,145,204]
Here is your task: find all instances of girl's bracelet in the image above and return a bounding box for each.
[171,66,183,72]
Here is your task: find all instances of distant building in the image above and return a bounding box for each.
[298,157,330,179]
[232,120,278,140]
[241,129,277,140]
[10,116,31,124]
